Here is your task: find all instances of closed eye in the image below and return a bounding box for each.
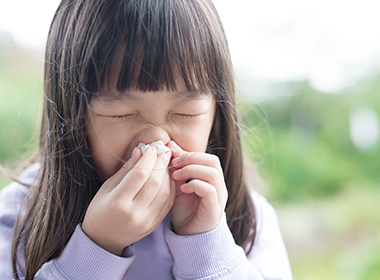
[111,114,136,120]
[174,113,201,119]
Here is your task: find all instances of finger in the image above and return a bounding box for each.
[181,180,219,212]
[113,146,158,198]
[172,165,220,188]
[151,172,176,223]
[133,149,172,206]
[172,152,223,177]
[104,147,142,188]
[167,140,184,161]
[172,164,226,204]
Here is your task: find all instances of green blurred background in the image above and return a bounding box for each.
[1,28,380,279]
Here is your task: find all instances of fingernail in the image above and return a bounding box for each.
[149,146,157,153]
[165,150,172,159]
[131,147,138,159]
[169,142,178,153]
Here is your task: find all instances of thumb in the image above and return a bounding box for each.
[168,140,184,159]
[103,147,142,189]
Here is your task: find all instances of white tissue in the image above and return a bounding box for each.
[137,141,171,155]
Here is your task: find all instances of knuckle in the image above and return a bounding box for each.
[110,199,122,212]
[140,219,155,235]
[180,152,194,164]
[160,189,171,200]
[188,152,196,159]
[134,168,148,181]
[224,189,229,202]
[137,221,148,233]
[185,165,194,173]
[130,212,143,226]
[208,186,217,197]
[120,162,132,172]
[210,154,220,166]
[111,200,134,219]
[211,168,219,179]
[157,154,170,166]
[150,176,161,190]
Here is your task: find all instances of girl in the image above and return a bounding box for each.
[0,0,293,279]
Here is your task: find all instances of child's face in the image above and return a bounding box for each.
[86,79,216,180]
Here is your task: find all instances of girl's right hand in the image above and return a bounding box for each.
[82,146,175,256]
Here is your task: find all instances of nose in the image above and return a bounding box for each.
[133,126,171,148]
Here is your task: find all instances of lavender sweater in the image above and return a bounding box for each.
[0,164,293,279]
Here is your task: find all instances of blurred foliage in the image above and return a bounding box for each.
[240,79,380,202]
[0,31,42,187]
[275,186,380,279]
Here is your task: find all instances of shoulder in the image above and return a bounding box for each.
[0,163,40,224]
[18,163,41,185]
[248,190,293,279]
[0,163,40,199]
[250,190,279,233]
[249,189,284,247]
[0,164,40,279]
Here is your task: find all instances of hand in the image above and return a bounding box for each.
[167,141,228,236]
[82,146,175,256]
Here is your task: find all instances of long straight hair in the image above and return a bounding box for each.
[12,0,257,278]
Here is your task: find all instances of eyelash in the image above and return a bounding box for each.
[174,113,199,119]
[112,114,199,120]
[112,114,135,120]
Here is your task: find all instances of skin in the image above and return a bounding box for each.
[82,79,228,256]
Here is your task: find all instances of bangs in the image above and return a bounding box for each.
[76,0,229,98]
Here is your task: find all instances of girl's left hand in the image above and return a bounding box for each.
[168,141,228,235]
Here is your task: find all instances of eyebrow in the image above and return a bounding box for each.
[93,89,208,104]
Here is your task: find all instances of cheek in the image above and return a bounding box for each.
[87,121,133,179]
[173,119,214,153]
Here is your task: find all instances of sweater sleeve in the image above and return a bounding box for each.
[34,225,136,280]
[0,165,136,280]
[0,182,28,280]
[165,192,293,280]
